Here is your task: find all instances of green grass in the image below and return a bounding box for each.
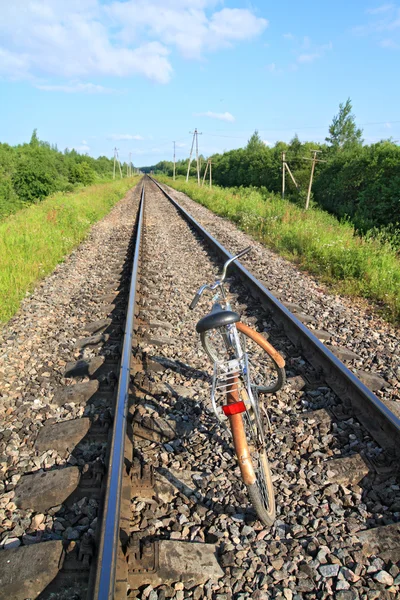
[159,176,400,324]
[0,177,139,323]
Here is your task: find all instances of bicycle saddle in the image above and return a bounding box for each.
[196,303,240,333]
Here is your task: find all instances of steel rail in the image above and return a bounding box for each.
[94,184,145,600]
[149,176,400,456]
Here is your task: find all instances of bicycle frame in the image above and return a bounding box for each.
[190,246,266,441]
[190,247,279,525]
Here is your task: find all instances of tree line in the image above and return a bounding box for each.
[146,100,400,235]
[0,130,130,220]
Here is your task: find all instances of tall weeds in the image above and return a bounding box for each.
[160,177,400,323]
[0,178,138,322]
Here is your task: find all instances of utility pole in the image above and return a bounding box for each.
[186,132,195,182]
[303,150,326,210]
[173,141,176,181]
[281,152,298,199]
[202,159,213,188]
[202,160,209,186]
[195,130,201,186]
[129,152,132,177]
[186,129,202,183]
[114,148,123,178]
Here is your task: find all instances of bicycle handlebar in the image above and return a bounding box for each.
[220,246,251,282]
[189,292,201,310]
[189,247,252,310]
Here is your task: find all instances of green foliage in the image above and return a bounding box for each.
[30,129,40,147]
[144,99,398,237]
[246,130,265,152]
[313,141,400,231]
[0,178,139,322]
[0,130,123,220]
[160,177,400,323]
[68,161,96,186]
[12,145,60,203]
[325,98,363,150]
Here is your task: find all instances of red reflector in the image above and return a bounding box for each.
[222,401,246,416]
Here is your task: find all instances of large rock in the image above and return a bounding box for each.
[325,454,369,486]
[158,540,223,585]
[51,380,99,406]
[35,418,91,453]
[64,356,104,378]
[154,468,206,504]
[0,540,64,600]
[357,523,400,562]
[128,540,223,589]
[14,467,80,512]
[83,318,112,334]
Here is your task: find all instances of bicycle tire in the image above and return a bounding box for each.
[228,387,276,526]
[246,443,276,526]
[236,321,286,394]
[200,322,286,394]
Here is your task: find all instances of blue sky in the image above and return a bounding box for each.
[0,0,399,166]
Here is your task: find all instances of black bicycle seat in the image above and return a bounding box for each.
[196,305,240,334]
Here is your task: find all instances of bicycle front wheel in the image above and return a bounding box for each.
[229,391,276,526]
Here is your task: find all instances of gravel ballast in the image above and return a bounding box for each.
[128,179,400,599]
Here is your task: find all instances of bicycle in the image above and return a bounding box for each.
[189,247,286,526]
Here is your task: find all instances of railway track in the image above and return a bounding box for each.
[0,176,400,599]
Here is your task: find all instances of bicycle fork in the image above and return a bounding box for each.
[225,375,256,486]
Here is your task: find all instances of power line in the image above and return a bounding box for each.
[201,120,400,137]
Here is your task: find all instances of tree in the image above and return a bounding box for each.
[326,98,363,150]
[12,146,60,203]
[30,129,40,147]
[246,130,265,152]
[68,161,96,186]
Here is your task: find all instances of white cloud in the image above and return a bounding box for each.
[0,0,267,88]
[108,134,144,141]
[381,37,400,47]
[297,52,321,63]
[35,82,115,93]
[209,9,267,44]
[266,62,276,72]
[353,4,400,44]
[0,2,167,84]
[106,2,267,59]
[176,142,186,147]
[367,4,395,14]
[263,140,271,146]
[297,41,332,64]
[71,144,90,153]
[283,33,294,40]
[194,111,235,122]
[82,140,88,145]
[0,1,267,88]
